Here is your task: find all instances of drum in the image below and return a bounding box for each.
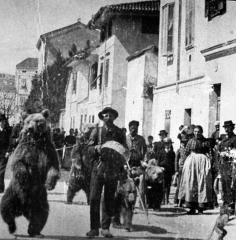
[100,141,129,177]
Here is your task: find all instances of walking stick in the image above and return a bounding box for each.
[124,157,150,224]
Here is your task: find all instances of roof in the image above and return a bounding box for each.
[89,0,160,28]
[36,21,91,49]
[16,58,38,69]
[127,45,158,61]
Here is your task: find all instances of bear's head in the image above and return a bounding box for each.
[21,109,50,140]
[145,164,164,184]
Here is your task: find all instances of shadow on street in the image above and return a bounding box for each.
[3,235,204,240]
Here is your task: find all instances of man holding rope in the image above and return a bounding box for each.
[86,107,126,238]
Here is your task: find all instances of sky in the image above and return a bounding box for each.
[0,0,147,74]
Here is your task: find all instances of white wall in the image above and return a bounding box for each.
[125,54,145,131]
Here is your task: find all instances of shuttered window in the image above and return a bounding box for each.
[185,0,195,48]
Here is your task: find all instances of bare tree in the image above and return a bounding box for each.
[0,86,17,120]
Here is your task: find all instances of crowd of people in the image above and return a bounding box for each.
[0,107,235,239]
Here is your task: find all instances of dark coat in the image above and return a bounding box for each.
[158,150,175,186]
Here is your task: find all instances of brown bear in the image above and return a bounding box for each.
[145,159,164,210]
[0,109,60,238]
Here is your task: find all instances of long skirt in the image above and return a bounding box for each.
[178,152,212,209]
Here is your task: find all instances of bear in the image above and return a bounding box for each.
[145,159,164,210]
[66,125,95,205]
[112,169,137,232]
[0,109,60,238]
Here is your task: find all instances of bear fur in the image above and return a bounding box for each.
[145,159,164,210]
[116,175,137,231]
[0,110,60,237]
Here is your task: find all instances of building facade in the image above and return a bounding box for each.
[15,58,38,111]
[152,0,236,147]
[36,21,100,73]
[87,0,160,128]
[125,45,158,139]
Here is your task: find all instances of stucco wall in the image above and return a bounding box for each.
[125,54,145,132]
[154,0,236,146]
[152,78,210,150]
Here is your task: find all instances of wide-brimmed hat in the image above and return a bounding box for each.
[129,120,139,127]
[159,130,168,136]
[98,107,118,120]
[223,120,235,128]
[163,137,174,144]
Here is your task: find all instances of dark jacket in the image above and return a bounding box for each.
[154,141,165,160]
[158,149,175,185]
[0,125,12,153]
[126,134,147,167]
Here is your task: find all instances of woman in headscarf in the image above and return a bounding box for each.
[178,125,213,214]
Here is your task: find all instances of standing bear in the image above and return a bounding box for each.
[0,109,60,238]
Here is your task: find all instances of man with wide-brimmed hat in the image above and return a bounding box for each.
[86,107,126,238]
[218,120,236,213]
[153,130,168,160]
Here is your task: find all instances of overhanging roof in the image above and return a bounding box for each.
[88,0,160,28]
[127,45,158,61]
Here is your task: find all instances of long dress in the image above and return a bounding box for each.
[178,136,213,209]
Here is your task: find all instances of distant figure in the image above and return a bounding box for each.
[157,137,175,204]
[62,129,76,170]
[146,135,155,161]
[212,121,220,139]
[0,114,12,193]
[154,130,168,160]
[74,128,79,137]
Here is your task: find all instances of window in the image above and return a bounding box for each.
[20,79,27,89]
[80,114,83,131]
[72,72,77,94]
[20,96,26,106]
[84,114,87,123]
[162,4,174,64]
[90,62,98,89]
[185,0,195,48]
[92,115,95,123]
[99,63,103,92]
[141,16,159,34]
[205,0,226,21]
[184,108,192,126]
[164,110,171,136]
[214,84,221,121]
[104,59,109,87]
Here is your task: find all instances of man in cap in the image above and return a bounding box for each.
[0,114,12,193]
[218,120,236,213]
[154,130,168,160]
[211,121,220,143]
[86,107,126,238]
[126,120,147,168]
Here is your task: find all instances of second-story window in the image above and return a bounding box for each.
[104,59,109,87]
[162,3,174,61]
[205,0,226,21]
[99,63,103,92]
[185,0,195,49]
[90,62,98,90]
[72,72,77,94]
